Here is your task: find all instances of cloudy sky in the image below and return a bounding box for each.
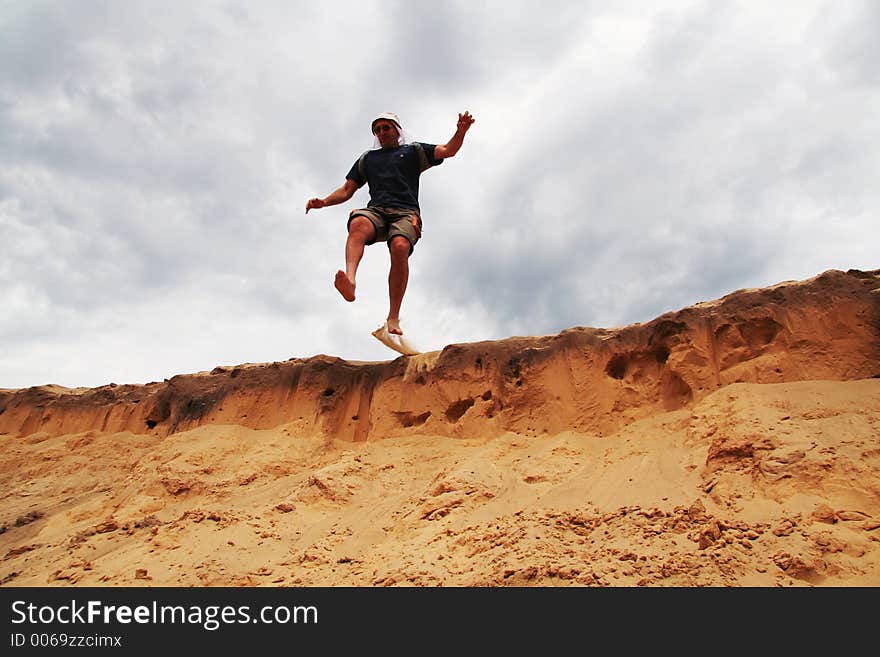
[2,0,878,389]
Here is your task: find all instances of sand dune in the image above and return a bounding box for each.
[1,268,878,586]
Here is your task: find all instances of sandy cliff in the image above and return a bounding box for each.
[1,268,879,586]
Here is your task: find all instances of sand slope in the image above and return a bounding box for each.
[1,269,879,587]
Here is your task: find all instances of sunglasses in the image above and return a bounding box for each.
[372,123,395,134]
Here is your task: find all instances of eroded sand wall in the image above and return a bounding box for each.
[2,269,878,442]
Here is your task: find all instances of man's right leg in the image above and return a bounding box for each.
[336,215,376,302]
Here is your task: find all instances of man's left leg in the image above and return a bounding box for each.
[387,235,411,335]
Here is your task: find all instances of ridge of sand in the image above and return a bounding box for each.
[2,268,878,443]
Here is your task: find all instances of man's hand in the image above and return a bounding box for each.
[456,111,475,132]
[305,198,325,214]
[435,111,475,160]
[306,180,358,213]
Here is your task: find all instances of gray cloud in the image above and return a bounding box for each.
[824,0,880,86]
[1,1,877,388]
[420,0,878,336]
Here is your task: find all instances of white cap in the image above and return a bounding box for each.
[371,111,402,131]
[370,111,410,149]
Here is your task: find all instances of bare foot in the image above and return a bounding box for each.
[386,317,402,335]
[334,270,355,302]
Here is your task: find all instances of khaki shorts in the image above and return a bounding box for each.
[348,206,422,253]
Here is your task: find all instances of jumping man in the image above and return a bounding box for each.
[305,110,475,340]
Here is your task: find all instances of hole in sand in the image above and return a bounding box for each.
[605,354,627,380]
[446,398,475,422]
[394,411,431,428]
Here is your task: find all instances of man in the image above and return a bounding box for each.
[305,110,475,341]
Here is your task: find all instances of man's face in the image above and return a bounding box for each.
[372,121,399,148]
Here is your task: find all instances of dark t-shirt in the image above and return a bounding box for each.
[346,142,443,212]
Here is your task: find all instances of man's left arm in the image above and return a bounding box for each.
[433,111,475,160]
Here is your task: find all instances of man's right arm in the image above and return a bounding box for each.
[305,178,359,213]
